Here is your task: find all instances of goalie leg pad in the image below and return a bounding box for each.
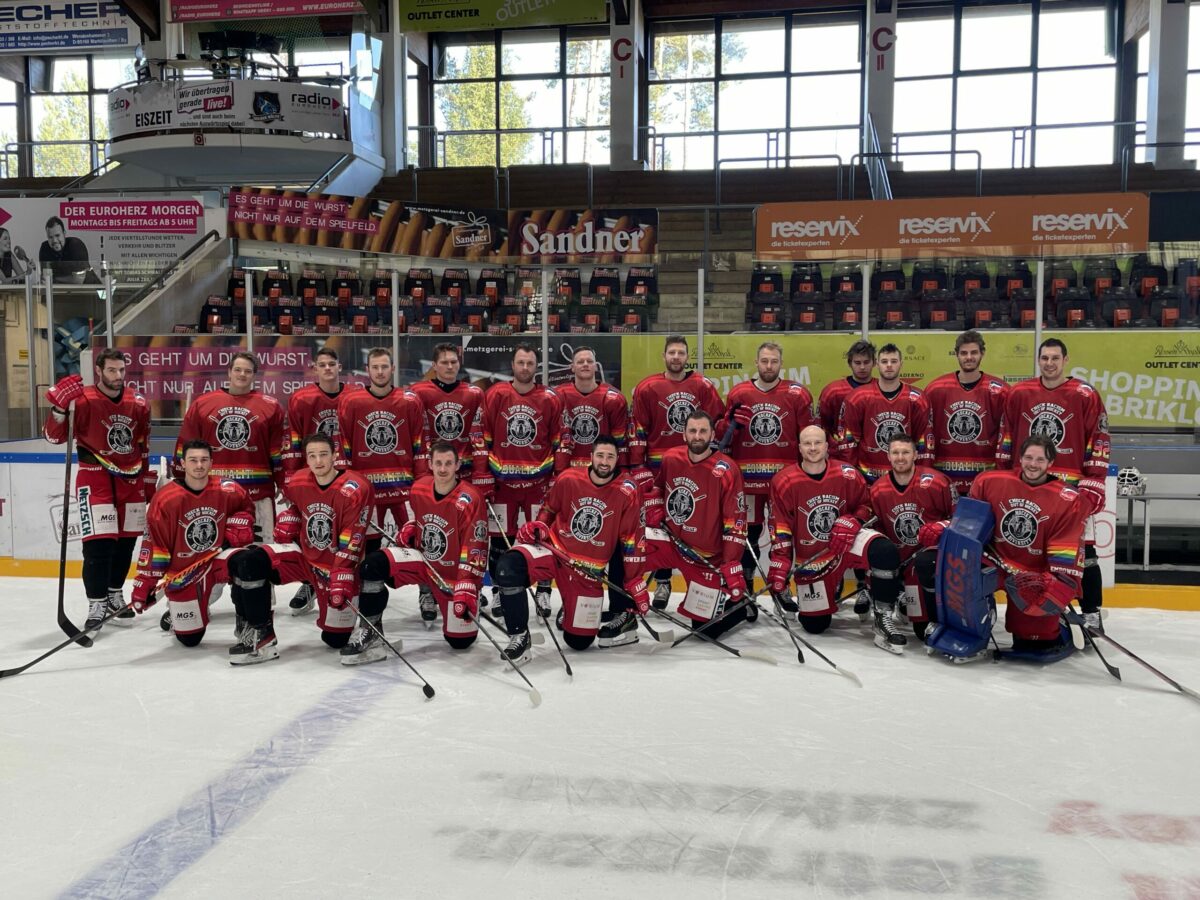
[929,497,997,659]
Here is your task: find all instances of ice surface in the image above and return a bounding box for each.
[1,576,1198,900]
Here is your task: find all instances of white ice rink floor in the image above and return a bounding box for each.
[2,575,1199,900]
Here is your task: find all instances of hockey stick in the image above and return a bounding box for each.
[54,402,91,648]
[486,500,572,678]
[342,597,435,699]
[648,605,777,665]
[0,600,133,678]
[1065,601,1121,681]
[466,609,542,707]
[657,530,761,649]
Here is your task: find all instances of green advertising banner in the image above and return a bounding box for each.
[399,0,607,31]
[619,331,1200,431]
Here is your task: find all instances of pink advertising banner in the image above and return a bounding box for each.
[169,0,364,23]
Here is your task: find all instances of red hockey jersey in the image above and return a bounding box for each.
[717,379,815,495]
[817,376,871,451]
[835,382,931,483]
[409,378,485,465]
[44,386,154,492]
[478,381,563,486]
[868,466,956,560]
[536,466,645,579]
[281,467,374,579]
[629,371,725,468]
[970,469,1084,587]
[555,382,630,468]
[139,476,254,588]
[768,461,872,575]
[337,387,428,502]
[408,475,489,593]
[997,377,1109,483]
[175,389,286,501]
[923,371,1008,491]
[284,383,357,471]
[656,445,745,565]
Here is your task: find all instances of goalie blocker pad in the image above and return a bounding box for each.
[927,497,998,659]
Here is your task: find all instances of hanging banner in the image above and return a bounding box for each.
[0,0,136,52]
[399,0,607,32]
[508,207,658,264]
[169,0,364,22]
[108,81,346,141]
[755,193,1151,259]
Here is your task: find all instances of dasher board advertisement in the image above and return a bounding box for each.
[755,193,1151,259]
[169,0,364,22]
[0,0,136,52]
[400,0,607,32]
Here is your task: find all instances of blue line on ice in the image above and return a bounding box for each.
[59,667,405,900]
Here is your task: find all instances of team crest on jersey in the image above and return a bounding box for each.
[421,523,448,561]
[306,513,334,549]
[570,506,604,541]
[473,520,487,542]
[1029,409,1066,446]
[106,422,133,454]
[184,516,218,552]
[893,511,923,546]
[666,398,695,433]
[666,487,695,523]
[505,412,537,447]
[434,408,465,440]
[999,507,1038,548]
[571,410,600,445]
[316,416,338,437]
[365,418,399,453]
[873,415,906,450]
[749,411,782,445]
[807,503,839,540]
[947,408,983,443]
[216,414,251,450]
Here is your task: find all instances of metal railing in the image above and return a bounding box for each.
[306,153,351,193]
[52,157,120,196]
[715,155,844,229]
[863,114,892,200]
[433,125,610,169]
[1121,140,1200,191]
[4,140,108,180]
[849,149,983,198]
[113,229,224,320]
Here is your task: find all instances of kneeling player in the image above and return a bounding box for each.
[767,425,907,653]
[644,411,754,638]
[126,440,256,646]
[494,436,647,660]
[357,441,488,657]
[235,433,374,665]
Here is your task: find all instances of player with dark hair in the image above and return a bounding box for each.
[356,441,488,659]
[629,334,725,608]
[997,337,1109,631]
[43,347,156,632]
[923,329,1009,496]
[817,340,875,459]
[493,435,647,660]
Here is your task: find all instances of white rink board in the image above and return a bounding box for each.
[0,577,1196,899]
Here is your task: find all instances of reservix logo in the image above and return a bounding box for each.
[1031,207,1134,239]
[769,215,863,245]
[898,211,995,242]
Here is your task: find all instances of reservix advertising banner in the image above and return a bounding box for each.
[108,81,346,140]
[399,0,607,31]
[0,0,136,53]
[169,0,364,22]
[0,196,224,283]
[755,193,1151,259]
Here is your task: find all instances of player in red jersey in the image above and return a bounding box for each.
[642,411,752,637]
[870,434,955,640]
[230,433,374,665]
[125,440,256,646]
[555,345,629,470]
[43,348,156,632]
[923,330,1009,496]
[409,342,485,472]
[629,334,725,608]
[997,338,1109,630]
[283,346,360,615]
[716,340,815,591]
[337,347,428,557]
[474,343,564,620]
[174,351,286,532]
[356,441,488,658]
[817,340,875,460]
[767,425,907,653]
[835,342,931,484]
[920,435,1085,659]
[494,436,648,660]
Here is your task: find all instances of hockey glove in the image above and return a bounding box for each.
[624,576,651,616]
[643,487,665,528]
[274,506,301,544]
[731,404,753,430]
[129,572,158,613]
[1042,572,1077,615]
[516,520,551,546]
[398,520,421,550]
[46,374,85,410]
[630,466,655,493]
[719,560,747,602]
[828,515,862,555]
[328,569,355,610]
[1077,478,1106,518]
[767,557,790,595]
[225,511,255,548]
[917,520,948,549]
[452,582,478,619]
